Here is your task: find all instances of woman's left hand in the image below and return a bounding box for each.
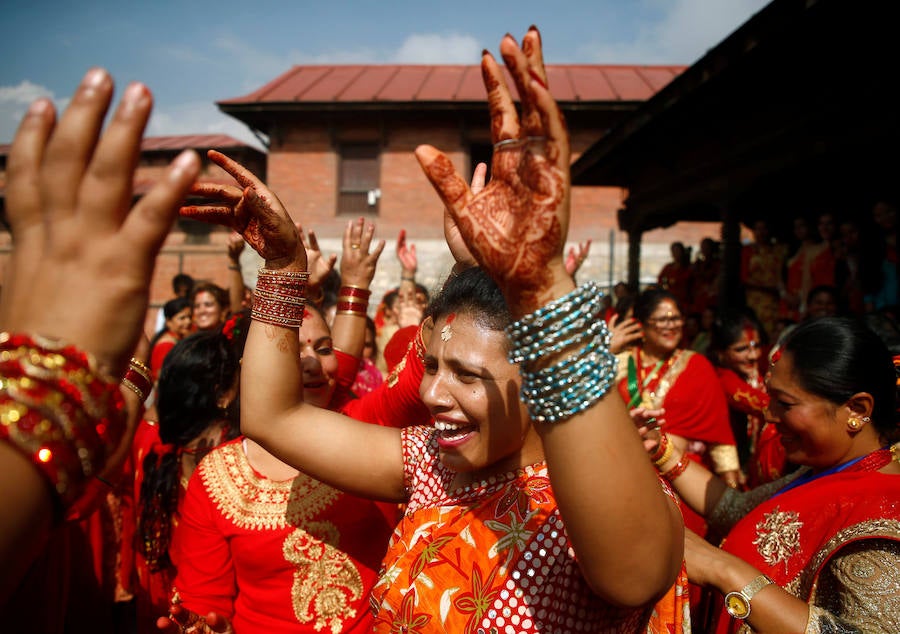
[180,150,304,271]
[414,27,571,316]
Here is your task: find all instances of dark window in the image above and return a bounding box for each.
[338,144,380,215]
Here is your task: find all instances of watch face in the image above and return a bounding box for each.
[725,592,751,619]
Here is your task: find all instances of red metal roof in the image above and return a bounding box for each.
[139,134,254,152]
[219,64,686,106]
[0,134,256,158]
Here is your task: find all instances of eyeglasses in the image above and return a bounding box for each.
[647,315,684,328]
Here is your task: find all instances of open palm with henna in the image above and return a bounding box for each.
[414,27,572,316]
[180,149,305,271]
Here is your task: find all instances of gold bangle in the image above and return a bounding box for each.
[653,440,675,469]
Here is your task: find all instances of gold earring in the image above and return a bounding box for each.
[847,416,862,431]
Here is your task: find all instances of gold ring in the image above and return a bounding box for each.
[351,244,360,249]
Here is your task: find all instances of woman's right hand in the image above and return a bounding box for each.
[180,150,304,272]
[609,316,643,354]
[157,605,233,634]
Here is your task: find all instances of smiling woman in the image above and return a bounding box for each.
[641,316,900,633]
[171,27,687,633]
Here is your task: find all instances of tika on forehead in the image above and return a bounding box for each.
[440,313,456,342]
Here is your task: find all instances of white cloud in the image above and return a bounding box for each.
[579,0,768,64]
[146,100,266,150]
[390,33,482,64]
[0,80,69,144]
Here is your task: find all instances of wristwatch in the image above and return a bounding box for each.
[724,574,774,619]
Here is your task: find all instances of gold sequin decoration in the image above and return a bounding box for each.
[284,527,363,634]
[753,506,803,568]
[200,443,340,531]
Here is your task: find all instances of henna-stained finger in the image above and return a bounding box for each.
[41,69,114,219]
[414,145,471,218]
[522,27,548,90]
[189,182,244,205]
[207,149,267,192]
[481,50,519,144]
[500,33,543,139]
[80,82,153,229]
[528,71,569,170]
[179,204,241,228]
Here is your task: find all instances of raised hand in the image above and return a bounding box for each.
[565,239,592,276]
[1,68,200,379]
[298,223,336,288]
[157,604,234,634]
[415,27,571,315]
[395,229,417,277]
[180,150,304,271]
[341,217,384,288]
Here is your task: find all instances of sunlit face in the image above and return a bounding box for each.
[165,307,193,339]
[720,326,761,380]
[192,291,225,332]
[420,312,541,478]
[642,299,683,356]
[299,309,338,408]
[765,352,851,470]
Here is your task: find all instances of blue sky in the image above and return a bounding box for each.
[1,0,768,147]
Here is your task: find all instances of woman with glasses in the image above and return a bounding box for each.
[618,289,740,535]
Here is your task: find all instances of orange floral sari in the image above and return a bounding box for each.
[370,425,689,633]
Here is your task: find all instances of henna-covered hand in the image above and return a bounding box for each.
[415,27,572,315]
[157,604,234,634]
[443,162,486,271]
[180,150,304,271]
[395,229,418,277]
[341,217,385,288]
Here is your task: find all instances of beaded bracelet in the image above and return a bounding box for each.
[0,332,125,509]
[507,282,618,424]
[251,268,309,328]
[662,456,691,482]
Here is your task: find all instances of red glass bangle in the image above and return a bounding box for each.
[650,432,669,463]
[338,285,371,300]
[336,301,368,314]
[662,456,691,482]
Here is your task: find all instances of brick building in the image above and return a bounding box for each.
[2,63,723,336]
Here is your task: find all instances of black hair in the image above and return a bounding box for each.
[172,273,194,295]
[779,317,899,443]
[149,296,193,351]
[707,307,766,367]
[137,331,240,571]
[425,267,511,333]
[191,282,229,313]
[633,288,681,323]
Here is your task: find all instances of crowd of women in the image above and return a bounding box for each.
[1,26,898,634]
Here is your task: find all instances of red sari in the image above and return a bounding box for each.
[175,439,391,633]
[618,349,737,534]
[708,448,900,633]
[370,425,690,633]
